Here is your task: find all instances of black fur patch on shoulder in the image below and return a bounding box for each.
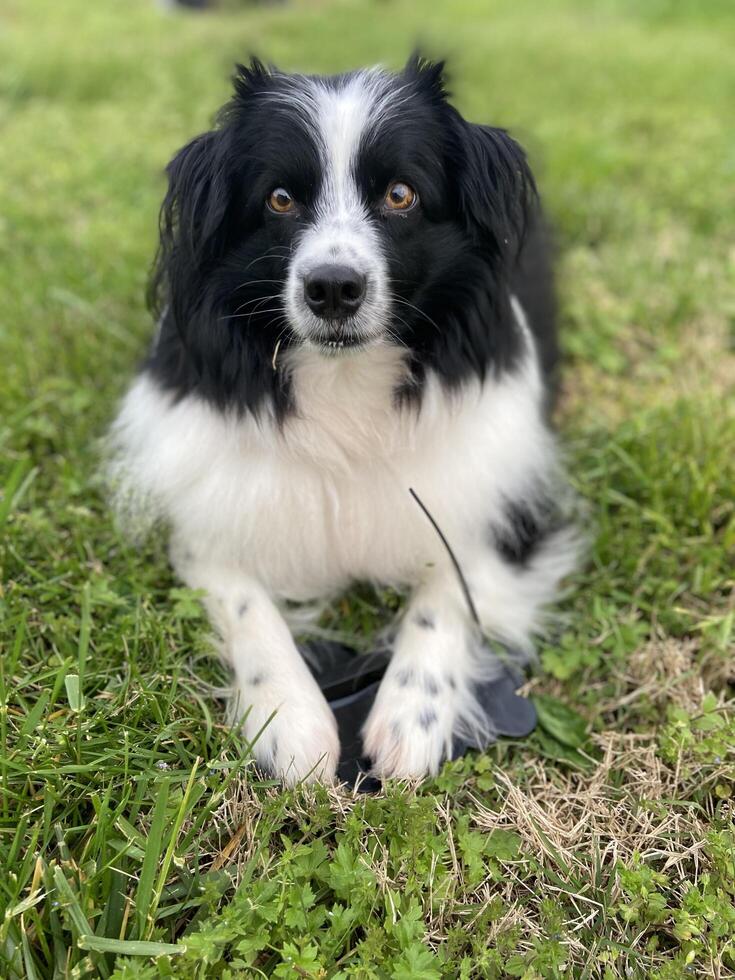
[492,499,558,566]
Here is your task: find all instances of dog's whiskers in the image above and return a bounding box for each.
[220,293,283,321]
[246,305,285,328]
[391,296,442,336]
[233,278,285,293]
[241,247,292,274]
[383,313,412,352]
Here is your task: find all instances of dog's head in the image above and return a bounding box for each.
[150,56,535,413]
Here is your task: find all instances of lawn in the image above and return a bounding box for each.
[1,0,734,976]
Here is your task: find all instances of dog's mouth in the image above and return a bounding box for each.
[315,333,372,356]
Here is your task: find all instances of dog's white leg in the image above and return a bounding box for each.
[363,527,579,779]
[175,558,340,785]
[362,571,490,779]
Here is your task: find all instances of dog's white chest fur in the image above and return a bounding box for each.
[111,339,550,600]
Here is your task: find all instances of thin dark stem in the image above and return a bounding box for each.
[408,487,480,628]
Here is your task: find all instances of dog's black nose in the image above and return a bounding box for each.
[303,265,366,319]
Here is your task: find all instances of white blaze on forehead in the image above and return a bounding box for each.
[311,72,391,218]
[275,69,398,220]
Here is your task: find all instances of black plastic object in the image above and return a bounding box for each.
[300,638,537,789]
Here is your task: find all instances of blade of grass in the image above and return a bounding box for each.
[146,759,201,938]
[78,935,184,956]
[52,865,110,979]
[135,777,170,939]
[0,458,36,529]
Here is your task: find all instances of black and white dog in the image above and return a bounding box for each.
[109,56,580,783]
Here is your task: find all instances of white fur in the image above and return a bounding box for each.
[108,300,580,782]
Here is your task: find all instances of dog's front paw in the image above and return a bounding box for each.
[362,665,456,779]
[236,680,340,786]
[267,709,340,786]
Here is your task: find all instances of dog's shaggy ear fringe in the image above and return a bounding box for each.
[453,119,537,264]
[148,55,279,323]
[402,51,535,263]
[148,130,229,326]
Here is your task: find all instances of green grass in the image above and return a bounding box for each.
[1,0,734,976]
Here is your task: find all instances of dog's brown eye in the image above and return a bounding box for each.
[384,181,417,212]
[268,187,295,213]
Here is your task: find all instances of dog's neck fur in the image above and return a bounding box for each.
[277,340,416,465]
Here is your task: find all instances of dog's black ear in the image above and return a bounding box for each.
[403,52,448,98]
[453,119,536,265]
[232,57,274,100]
[148,130,230,325]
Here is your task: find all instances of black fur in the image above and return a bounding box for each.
[146,56,556,418]
[492,497,569,567]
